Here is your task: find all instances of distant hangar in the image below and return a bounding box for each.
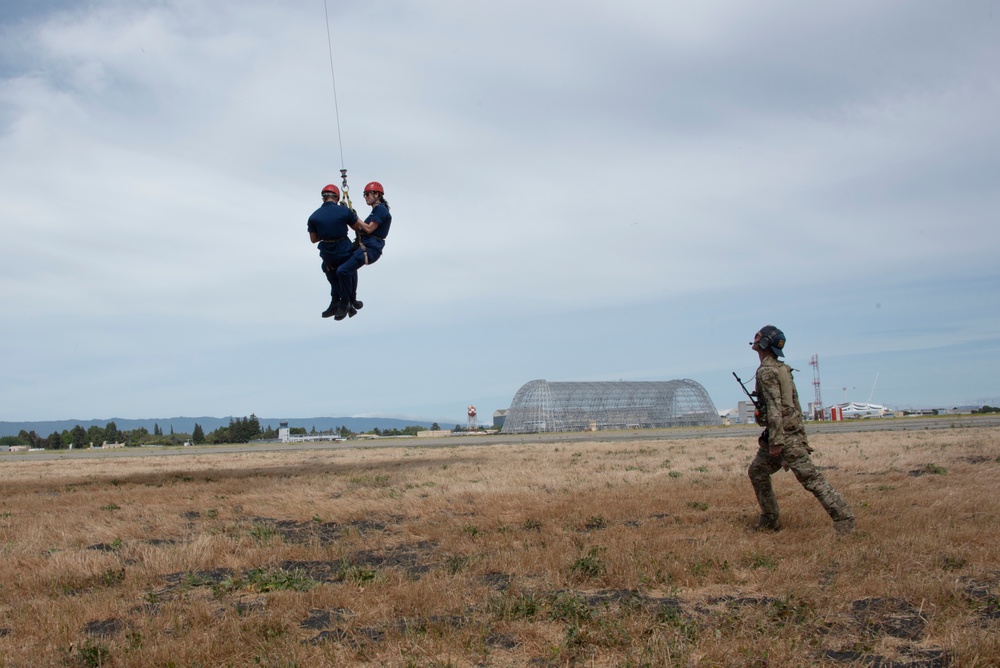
[500,379,722,434]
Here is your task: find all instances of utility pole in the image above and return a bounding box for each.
[810,354,824,420]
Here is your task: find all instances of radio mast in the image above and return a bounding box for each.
[810,354,825,420]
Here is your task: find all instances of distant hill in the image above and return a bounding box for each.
[0,416,462,438]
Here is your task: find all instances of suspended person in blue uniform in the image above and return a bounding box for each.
[307,184,361,320]
[336,181,392,314]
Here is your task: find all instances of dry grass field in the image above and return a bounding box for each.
[1,424,998,667]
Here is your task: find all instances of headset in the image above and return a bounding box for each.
[757,325,786,356]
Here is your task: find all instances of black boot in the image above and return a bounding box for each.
[333,301,349,320]
[351,299,363,311]
[321,301,339,318]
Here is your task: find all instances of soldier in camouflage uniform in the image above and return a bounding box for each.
[747,325,855,534]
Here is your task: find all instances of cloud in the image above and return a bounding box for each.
[2,0,999,422]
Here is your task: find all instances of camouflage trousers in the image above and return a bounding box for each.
[747,430,854,525]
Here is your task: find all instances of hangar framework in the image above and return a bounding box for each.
[500,379,722,434]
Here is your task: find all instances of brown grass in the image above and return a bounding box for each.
[1,425,998,667]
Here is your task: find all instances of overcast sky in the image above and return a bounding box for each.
[2,0,999,425]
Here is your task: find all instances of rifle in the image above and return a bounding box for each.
[734,372,786,468]
[732,372,759,412]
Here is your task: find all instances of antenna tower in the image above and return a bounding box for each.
[810,354,825,420]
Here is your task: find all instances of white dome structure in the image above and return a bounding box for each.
[501,379,722,434]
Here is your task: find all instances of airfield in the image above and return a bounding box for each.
[1,415,997,666]
[11,413,1000,461]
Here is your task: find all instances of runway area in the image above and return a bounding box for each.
[7,414,1000,462]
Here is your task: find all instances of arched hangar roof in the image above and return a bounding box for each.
[500,379,721,434]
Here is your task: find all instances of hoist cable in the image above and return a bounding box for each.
[323,0,346,171]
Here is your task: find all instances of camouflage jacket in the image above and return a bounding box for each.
[754,355,806,448]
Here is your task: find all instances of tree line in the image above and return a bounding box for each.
[0,414,442,449]
[0,420,201,450]
[0,415,269,450]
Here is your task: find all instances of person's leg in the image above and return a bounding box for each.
[784,442,855,533]
[320,259,341,318]
[748,431,782,529]
[336,250,364,313]
[322,243,355,320]
[348,244,382,304]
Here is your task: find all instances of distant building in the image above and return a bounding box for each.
[492,410,507,430]
[501,379,722,434]
[829,402,894,419]
[416,430,452,438]
[277,421,343,443]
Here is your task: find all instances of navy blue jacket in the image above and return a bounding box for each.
[308,202,357,242]
[363,203,392,240]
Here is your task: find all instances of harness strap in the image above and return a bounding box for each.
[357,236,369,265]
[356,235,384,265]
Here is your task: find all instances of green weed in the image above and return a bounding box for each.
[73,639,110,668]
[248,523,281,543]
[522,518,542,531]
[570,546,606,579]
[746,553,778,570]
[489,591,541,621]
[246,567,317,592]
[548,591,592,623]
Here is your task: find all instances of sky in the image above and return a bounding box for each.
[2,1,999,425]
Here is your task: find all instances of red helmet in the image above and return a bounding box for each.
[363,181,384,194]
[321,184,340,197]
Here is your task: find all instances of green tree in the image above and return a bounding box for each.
[105,421,119,444]
[192,423,205,444]
[207,425,229,444]
[210,416,263,444]
[70,425,87,449]
[86,425,105,447]
[47,431,64,450]
[127,427,149,446]
[431,423,440,431]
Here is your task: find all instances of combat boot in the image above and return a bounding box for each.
[833,518,855,535]
[753,515,781,532]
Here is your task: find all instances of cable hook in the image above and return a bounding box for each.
[339,168,353,211]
